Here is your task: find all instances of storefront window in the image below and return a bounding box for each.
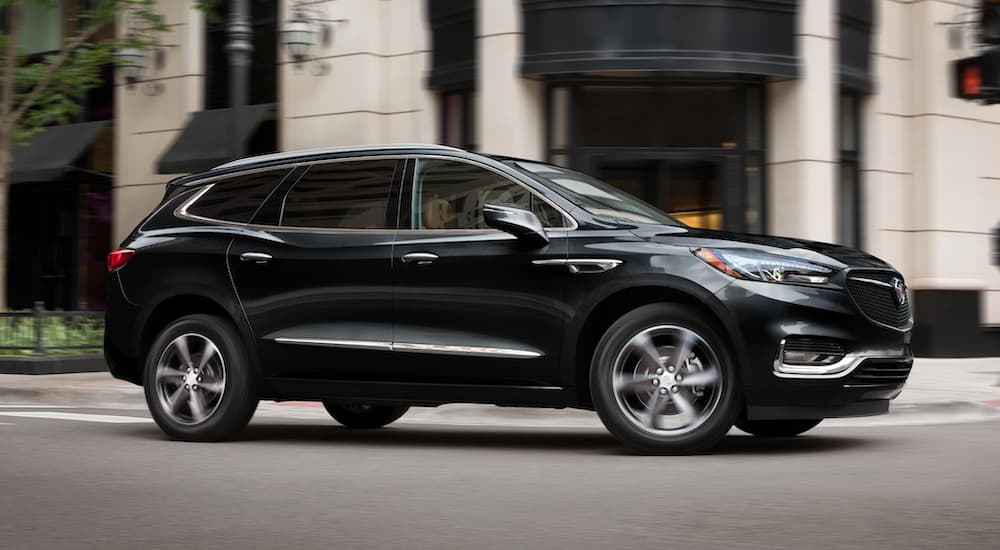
[838,91,861,248]
[440,90,476,150]
[548,81,766,233]
[744,87,765,234]
[16,1,63,54]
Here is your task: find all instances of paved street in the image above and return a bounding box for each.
[1,405,998,549]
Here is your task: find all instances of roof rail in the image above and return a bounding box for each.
[212,143,465,171]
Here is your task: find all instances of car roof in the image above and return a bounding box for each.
[168,143,467,187]
[212,143,464,171]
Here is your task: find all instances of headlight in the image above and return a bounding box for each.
[693,248,835,284]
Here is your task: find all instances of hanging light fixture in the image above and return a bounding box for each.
[114,46,147,89]
[280,11,318,66]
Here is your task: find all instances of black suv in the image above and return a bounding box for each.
[105,144,912,453]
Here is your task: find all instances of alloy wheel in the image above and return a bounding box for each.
[611,325,723,436]
[154,333,227,425]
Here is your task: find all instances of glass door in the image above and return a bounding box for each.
[591,154,740,231]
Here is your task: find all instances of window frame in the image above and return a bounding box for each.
[176,166,296,226]
[272,157,402,232]
[399,156,578,233]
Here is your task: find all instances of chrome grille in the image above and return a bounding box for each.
[846,271,912,330]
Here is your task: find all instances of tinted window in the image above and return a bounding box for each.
[509,161,680,226]
[281,159,396,229]
[412,159,567,230]
[186,169,289,223]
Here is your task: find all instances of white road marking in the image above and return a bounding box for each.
[0,411,150,424]
[0,404,76,409]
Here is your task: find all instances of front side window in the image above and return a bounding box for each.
[186,169,290,223]
[411,159,567,230]
[281,160,397,229]
[510,161,680,226]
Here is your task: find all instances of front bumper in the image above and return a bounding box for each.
[716,279,912,420]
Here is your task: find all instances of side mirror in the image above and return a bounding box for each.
[483,204,549,247]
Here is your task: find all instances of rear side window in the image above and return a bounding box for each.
[185,169,290,223]
[281,159,397,229]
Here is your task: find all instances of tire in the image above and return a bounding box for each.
[322,402,409,429]
[143,314,258,441]
[590,303,742,454]
[735,418,822,437]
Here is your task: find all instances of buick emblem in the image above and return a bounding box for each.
[891,278,907,307]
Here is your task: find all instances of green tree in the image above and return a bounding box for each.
[0,0,171,309]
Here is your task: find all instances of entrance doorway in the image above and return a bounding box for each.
[588,153,742,231]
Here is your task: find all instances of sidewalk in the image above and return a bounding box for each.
[1,357,998,426]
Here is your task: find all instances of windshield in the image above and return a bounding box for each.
[507,161,682,226]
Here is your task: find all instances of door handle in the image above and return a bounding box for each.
[240,252,273,264]
[401,252,438,265]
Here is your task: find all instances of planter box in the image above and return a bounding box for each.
[0,354,107,375]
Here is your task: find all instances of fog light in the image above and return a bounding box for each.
[779,337,846,365]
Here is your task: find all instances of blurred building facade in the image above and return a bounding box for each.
[4,1,115,311]
[107,0,1000,356]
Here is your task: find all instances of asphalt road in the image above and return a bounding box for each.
[0,407,998,550]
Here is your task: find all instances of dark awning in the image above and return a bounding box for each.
[10,121,109,184]
[520,0,800,78]
[156,103,275,174]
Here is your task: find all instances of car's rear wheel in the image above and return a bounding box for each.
[591,303,742,454]
[735,418,822,437]
[143,314,258,441]
[322,402,409,429]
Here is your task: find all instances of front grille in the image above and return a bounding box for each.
[850,359,913,384]
[846,271,912,329]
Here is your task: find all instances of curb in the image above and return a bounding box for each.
[0,355,107,375]
[1,377,998,427]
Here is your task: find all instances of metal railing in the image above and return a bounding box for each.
[0,302,104,355]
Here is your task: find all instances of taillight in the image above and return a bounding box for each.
[107,248,135,272]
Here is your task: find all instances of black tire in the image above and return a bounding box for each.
[143,314,258,441]
[735,418,822,437]
[322,402,409,429]
[590,303,742,454]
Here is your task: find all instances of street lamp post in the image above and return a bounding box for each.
[226,0,253,160]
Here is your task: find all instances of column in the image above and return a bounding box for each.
[766,0,837,242]
[476,0,544,159]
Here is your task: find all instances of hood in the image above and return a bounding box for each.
[637,226,895,271]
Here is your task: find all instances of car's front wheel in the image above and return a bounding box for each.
[322,402,409,429]
[143,314,258,441]
[591,304,742,454]
[735,418,822,437]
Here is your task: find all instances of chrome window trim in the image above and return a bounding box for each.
[274,337,541,359]
[407,154,579,232]
[175,152,581,234]
[175,155,407,232]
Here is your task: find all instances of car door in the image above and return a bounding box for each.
[391,157,572,387]
[227,157,401,380]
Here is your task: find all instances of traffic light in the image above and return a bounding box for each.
[953,48,1000,101]
[954,56,984,99]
